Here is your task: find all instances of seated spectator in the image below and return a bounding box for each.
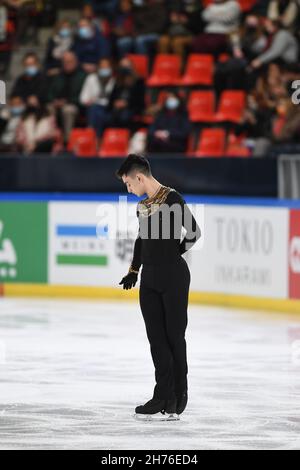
[147,91,191,154]
[108,56,145,128]
[7,0,40,45]
[272,97,300,144]
[192,0,241,57]
[72,17,110,74]
[158,8,194,64]
[16,102,59,155]
[236,92,275,150]
[89,0,119,20]
[47,51,86,142]
[44,19,74,76]
[81,3,110,37]
[250,19,299,70]
[112,0,134,58]
[80,58,116,137]
[251,95,300,156]
[267,0,300,31]
[238,15,268,61]
[0,3,15,76]
[254,63,288,108]
[117,0,168,56]
[177,0,205,36]
[10,52,47,106]
[0,95,25,152]
[251,0,271,16]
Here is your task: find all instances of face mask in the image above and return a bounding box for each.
[78,26,93,39]
[59,28,71,38]
[25,66,38,77]
[166,97,179,110]
[10,106,25,116]
[98,68,112,78]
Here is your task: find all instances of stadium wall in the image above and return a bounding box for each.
[0,193,299,313]
[0,155,277,197]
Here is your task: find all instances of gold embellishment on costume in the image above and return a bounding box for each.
[129,265,139,274]
[137,185,175,218]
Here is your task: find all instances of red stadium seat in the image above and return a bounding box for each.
[202,0,256,11]
[127,54,149,79]
[226,133,251,157]
[180,54,214,86]
[67,128,97,156]
[75,140,98,157]
[188,90,216,123]
[214,91,246,123]
[195,128,226,157]
[226,143,251,157]
[239,0,257,12]
[147,54,181,86]
[99,128,130,157]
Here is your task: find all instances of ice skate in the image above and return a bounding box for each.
[176,390,188,415]
[134,398,180,421]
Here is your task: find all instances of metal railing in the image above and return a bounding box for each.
[278,155,300,199]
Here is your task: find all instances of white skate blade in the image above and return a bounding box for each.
[134,412,180,421]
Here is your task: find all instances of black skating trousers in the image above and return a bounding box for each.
[139,256,191,401]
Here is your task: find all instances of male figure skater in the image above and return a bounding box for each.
[116,154,201,420]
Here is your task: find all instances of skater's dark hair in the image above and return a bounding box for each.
[115,154,151,179]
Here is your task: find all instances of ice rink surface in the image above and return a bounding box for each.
[0,297,300,450]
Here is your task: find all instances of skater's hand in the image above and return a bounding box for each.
[119,272,138,290]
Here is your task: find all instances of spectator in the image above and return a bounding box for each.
[89,0,119,20]
[272,96,300,144]
[72,17,110,74]
[10,52,47,106]
[6,0,41,45]
[108,56,145,128]
[16,102,59,155]
[47,51,86,142]
[80,58,116,136]
[177,0,205,36]
[44,19,74,76]
[0,95,25,152]
[118,0,168,56]
[248,95,300,156]
[250,19,299,70]
[236,92,275,147]
[254,63,288,108]
[81,3,110,37]
[147,91,191,153]
[158,8,193,63]
[0,3,15,76]
[214,15,267,92]
[192,0,241,57]
[251,0,270,16]
[267,0,300,31]
[112,0,134,58]
[238,15,268,61]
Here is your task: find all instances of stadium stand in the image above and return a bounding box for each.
[0,0,300,159]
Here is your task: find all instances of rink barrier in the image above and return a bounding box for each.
[1,193,300,313]
[3,284,300,314]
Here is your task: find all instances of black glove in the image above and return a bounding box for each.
[119,272,138,290]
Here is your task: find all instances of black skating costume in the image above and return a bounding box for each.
[129,185,201,417]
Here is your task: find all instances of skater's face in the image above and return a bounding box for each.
[122,173,145,197]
